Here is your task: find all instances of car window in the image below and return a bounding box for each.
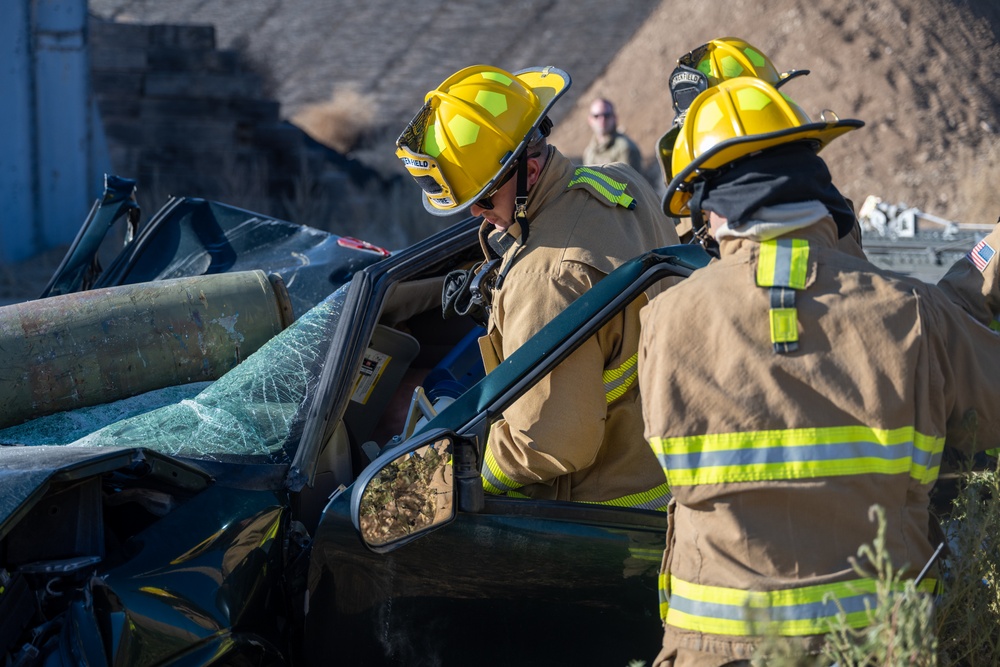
[0,285,349,464]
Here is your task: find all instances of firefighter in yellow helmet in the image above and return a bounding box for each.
[396,65,680,507]
[656,37,872,262]
[657,37,809,188]
[639,77,1000,666]
[657,37,1000,330]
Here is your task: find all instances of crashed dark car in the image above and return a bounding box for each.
[0,176,710,666]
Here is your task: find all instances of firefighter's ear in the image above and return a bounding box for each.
[527,154,543,187]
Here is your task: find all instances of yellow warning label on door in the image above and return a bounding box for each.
[351,348,391,405]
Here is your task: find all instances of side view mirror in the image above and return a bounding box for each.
[353,430,458,552]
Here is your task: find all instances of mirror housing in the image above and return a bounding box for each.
[352,429,463,552]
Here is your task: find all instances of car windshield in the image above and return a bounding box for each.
[0,285,349,464]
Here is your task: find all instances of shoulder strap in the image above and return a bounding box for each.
[566,166,636,210]
[756,238,810,354]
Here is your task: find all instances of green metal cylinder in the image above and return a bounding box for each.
[0,270,294,429]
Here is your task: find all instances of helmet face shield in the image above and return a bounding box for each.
[395,143,457,211]
[656,126,680,189]
[676,42,711,73]
[395,103,461,211]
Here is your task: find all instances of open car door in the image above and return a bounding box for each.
[305,244,712,666]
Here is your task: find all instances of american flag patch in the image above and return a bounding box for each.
[968,239,996,273]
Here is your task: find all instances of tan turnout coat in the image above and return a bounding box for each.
[479,146,679,504]
[639,217,1000,665]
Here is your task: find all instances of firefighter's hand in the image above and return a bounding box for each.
[442,268,488,326]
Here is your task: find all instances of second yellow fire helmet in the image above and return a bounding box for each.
[395,65,571,216]
[662,77,863,218]
[658,37,809,190]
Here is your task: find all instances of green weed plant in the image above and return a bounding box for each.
[752,460,1000,666]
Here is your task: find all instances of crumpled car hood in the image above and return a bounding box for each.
[0,445,207,538]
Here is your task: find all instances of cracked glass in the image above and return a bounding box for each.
[0,285,349,464]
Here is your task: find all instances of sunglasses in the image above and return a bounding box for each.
[474,164,518,210]
[591,111,614,118]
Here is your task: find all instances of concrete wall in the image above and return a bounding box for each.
[0,0,105,263]
[91,19,302,212]
[1,14,388,303]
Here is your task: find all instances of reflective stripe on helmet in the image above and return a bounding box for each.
[649,425,945,487]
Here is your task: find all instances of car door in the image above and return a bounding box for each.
[303,244,711,666]
[310,483,666,665]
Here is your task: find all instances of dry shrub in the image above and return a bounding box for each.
[754,462,1000,667]
[818,505,938,666]
[933,462,1000,665]
[291,84,380,154]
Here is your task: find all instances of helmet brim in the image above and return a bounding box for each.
[421,66,571,217]
[662,119,864,217]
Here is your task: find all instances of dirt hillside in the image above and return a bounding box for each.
[4,0,990,304]
[551,0,1000,226]
[88,0,1000,226]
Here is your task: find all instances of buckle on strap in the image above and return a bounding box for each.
[469,258,501,312]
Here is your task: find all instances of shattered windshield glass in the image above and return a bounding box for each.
[0,285,349,464]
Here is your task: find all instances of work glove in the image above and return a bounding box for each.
[442,266,489,327]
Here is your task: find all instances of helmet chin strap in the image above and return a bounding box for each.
[513,155,530,244]
[495,153,531,292]
[689,179,708,233]
[687,179,720,256]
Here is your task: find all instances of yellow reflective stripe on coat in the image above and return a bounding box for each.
[578,481,672,511]
[603,353,637,403]
[659,572,670,620]
[650,425,945,487]
[665,575,938,636]
[756,238,809,289]
[567,167,636,209]
[481,445,521,494]
[757,239,809,352]
[483,440,671,510]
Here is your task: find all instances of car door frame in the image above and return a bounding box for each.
[302,243,710,666]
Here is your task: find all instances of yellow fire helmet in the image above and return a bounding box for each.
[658,37,810,189]
[680,37,807,91]
[662,77,863,217]
[395,64,571,216]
